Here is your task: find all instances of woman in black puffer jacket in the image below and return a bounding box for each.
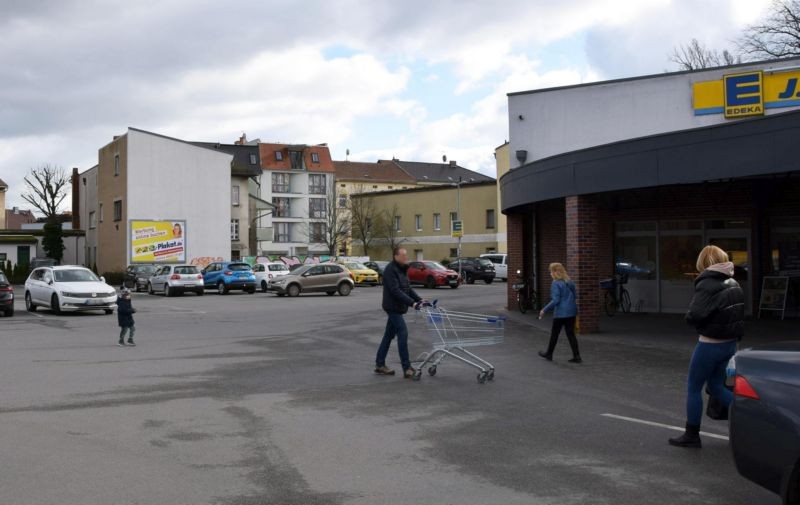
[669,245,744,449]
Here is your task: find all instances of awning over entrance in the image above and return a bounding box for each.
[501,109,800,213]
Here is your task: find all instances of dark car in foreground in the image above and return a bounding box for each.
[448,258,496,284]
[730,342,800,504]
[0,271,13,316]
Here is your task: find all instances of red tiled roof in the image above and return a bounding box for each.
[333,160,417,183]
[259,143,335,172]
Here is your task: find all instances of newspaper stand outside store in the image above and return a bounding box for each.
[413,301,505,383]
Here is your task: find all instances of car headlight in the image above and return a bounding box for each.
[61,291,79,298]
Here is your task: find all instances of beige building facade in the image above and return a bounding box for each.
[350,181,500,261]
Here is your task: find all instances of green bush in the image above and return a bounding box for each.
[101,271,126,287]
[440,258,451,266]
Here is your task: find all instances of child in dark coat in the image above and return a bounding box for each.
[116,288,136,346]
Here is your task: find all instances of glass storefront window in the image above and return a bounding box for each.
[615,233,658,312]
[771,216,800,274]
[659,233,703,312]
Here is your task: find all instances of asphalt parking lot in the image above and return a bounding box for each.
[0,282,778,504]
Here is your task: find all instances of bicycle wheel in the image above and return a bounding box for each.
[604,291,617,317]
[620,289,632,313]
[518,292,528,314]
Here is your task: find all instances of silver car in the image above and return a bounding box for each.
[268,263,354,297]
[147,265,205,296]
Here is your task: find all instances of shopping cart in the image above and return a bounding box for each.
[412,301,506,383]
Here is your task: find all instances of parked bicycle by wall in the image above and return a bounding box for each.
[600,273,631,316]
[512,269,537,313]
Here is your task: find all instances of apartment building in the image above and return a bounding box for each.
[255,143,336,256]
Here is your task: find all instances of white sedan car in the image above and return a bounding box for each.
[253,262,290,292]
[25,266,118,315]
[147,265,205,296]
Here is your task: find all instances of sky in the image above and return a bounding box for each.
[0,0,772,211]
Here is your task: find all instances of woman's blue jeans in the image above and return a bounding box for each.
[686,340,737,426]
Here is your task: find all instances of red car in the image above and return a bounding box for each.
[407,261,460,289]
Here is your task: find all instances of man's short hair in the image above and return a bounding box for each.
[393,247,405,257]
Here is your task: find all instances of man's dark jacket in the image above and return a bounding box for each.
[382,261,421,314]
[685,270,745,340]
[117,297,135,328]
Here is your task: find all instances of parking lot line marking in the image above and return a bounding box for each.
[600,413,729,441]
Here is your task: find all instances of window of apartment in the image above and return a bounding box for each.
[338,194,348,208]
[415,214,422,232]
[372,185,378,189]
[271,173,290,193]
[289,150,303,170]
[311,152,320,163]
[365,217,373,234]
[231,219,240,241]
[249,154,257,165]
[340,183,346,188]
[309,174,327,195]
[113,200,122,222]
[0,253,6,262]
[98,203,104,223]
[272,197,290,217]
[450,211,458,223]
[114,154,120,176]
[449,248,458,258]
[275,151,284,161]
[388,186,393,190]
[89,211,97,229]
[394,215,401,232]
[433,213,441,231]
[486,209,496,229]
[309,198,327,219]
[274,222,290,243]
[232,185,240,206]
[310,222,326,243]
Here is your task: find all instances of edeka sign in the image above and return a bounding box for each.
[131,220,186,263]
[693,69,800,118]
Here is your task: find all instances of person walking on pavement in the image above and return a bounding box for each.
[375,247,427,378]
[669,245,744,449]
[538,262,581,363]
[116,288,137,346]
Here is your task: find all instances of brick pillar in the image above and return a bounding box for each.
[566,195,600,333]
[506,212,524,310]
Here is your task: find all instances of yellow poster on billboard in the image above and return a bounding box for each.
[131,220,186,263]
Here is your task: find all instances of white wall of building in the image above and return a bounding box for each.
[0,243,33,266]
[126,129,232,264]
[509,58,800,165]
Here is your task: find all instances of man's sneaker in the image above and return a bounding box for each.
[127,340,136,347]
[117,341,126,347]
[404,367,417,379]
[374,366,395,375]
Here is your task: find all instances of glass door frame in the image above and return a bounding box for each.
[705,227,752,315]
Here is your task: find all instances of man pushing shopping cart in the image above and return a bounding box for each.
[374,247,429,379]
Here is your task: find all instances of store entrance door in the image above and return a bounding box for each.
[708,234,751,315]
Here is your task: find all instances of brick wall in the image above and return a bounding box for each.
[506,212,524,310]
[566,195,600,333]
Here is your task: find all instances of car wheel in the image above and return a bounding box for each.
[425,276,437,289]
[217,282,228,295]
[261,280,268,293]
[338,283,352,296]
[148,282,154,295]
[25,292,37,312]
[467,274,475,285]
[484,278,493,284]
[165,284,172,297]
[51,294,61,315]
[134,283,141,293]
[287,284,301,297]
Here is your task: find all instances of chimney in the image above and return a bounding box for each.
[13,207,18,214]
[235,133,247,145]
[449,160,457,167]
[71,167,81,229]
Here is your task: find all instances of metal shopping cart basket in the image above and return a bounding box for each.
[412,301,506,383]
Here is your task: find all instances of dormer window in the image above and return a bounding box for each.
[249,154,257,165]
[275,151,283,161]
[311,152,320,163]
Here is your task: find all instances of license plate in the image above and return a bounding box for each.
[85,299,104,305]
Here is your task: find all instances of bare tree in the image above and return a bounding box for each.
[738,0,800,58]
[374,204,403,255]
[321,184,350,256]
[349,190,380,258]
[21,164,69,221]
[670,38,740,70]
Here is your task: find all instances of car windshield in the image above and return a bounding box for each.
[478,259,493,268]
[137,266,157,274]
[292,265,313,276]
[0,273,8,284]
[54,269,100,283]
[424,262,446,271]
[228,264,251,271]
[268,264,288,271]
[347,263,367,270]
[174,266,198,274]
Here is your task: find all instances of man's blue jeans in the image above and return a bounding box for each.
[376,312,411,371]
[686,340,737,426]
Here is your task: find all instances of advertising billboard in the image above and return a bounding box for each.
[130,220,186,263]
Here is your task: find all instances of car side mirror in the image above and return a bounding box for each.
[201,269,206,274]
[100,276,106,283]
[47,278,54,285]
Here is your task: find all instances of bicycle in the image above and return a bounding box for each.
[600,273,631,317]
[512,270,537,314]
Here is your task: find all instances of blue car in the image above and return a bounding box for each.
[201,261,257,295]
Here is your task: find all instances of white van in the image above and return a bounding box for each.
[480,253,508,281]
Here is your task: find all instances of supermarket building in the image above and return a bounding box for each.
[501,58,800,332]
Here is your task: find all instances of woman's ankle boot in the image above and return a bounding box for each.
[668,423,702,448]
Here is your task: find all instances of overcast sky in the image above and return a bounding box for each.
[0,0,771,211]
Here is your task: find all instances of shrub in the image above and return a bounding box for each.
[101,271,126,287]
[440,258,451,267]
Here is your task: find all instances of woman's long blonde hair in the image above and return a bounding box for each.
[549,262,570,281]
[696,245,729,272]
